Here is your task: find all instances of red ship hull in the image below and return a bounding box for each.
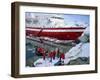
[26,27,85,40]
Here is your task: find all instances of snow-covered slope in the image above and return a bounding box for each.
[64,42,89,64]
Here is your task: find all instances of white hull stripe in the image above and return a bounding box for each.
[26,28,85,32]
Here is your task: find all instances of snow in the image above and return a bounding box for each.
[64,42,89,64]
[79,43,89,57]
[34,57,59,67]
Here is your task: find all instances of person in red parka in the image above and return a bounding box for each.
[37,47,44,53]
[37,47,46,60]
[60,53,65,65]
[48,52,53,62]
[42,52,46,60]
[52,50,56,60]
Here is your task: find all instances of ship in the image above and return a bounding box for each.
[26,14,86,40]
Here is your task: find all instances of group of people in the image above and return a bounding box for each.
[37,47,65,64]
